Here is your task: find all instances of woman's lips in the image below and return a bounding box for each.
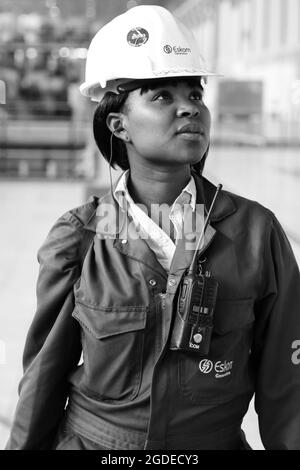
[177,133,203,141]
[176,124,205,141]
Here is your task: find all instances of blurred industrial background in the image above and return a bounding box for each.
[0,0,300,450]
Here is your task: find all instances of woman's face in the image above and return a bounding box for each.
[121,78,211,170]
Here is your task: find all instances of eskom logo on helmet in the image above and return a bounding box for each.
[163,45,172,54]
[163,45,191,55]
[127,28,149,47]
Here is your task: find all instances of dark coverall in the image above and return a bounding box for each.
[6,174,300,450]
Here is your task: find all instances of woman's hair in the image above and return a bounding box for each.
[93,79,209,175]
[93,91,130,170]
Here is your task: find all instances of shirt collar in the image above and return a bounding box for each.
[114,169,196,212]
[114,169,132,211]
[172,175,196,211]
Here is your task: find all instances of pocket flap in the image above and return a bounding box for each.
[73,303,147,339]
[213,299,254,335]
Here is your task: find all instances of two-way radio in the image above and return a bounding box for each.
[170,184,222,355]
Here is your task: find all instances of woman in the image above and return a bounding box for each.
[6,5,300,450]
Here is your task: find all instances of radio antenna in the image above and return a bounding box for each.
[188,183,222,275]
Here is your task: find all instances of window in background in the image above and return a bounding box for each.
[280,0,288,45]
[299,0,300,43]
[262,0,270,49]
[250,0,257,51]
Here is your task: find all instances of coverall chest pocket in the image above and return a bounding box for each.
[72,302,147,403]
[177,299,254,405]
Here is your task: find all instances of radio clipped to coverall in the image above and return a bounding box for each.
[170,184,222,355]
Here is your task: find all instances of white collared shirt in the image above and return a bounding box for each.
[114,170,197,273]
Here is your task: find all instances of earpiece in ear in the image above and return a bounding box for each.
[116,130,130,142]
[111,125,130,142]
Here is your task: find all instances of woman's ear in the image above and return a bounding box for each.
[106,113,129,142]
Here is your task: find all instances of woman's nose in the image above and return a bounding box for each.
[176,101,200,118]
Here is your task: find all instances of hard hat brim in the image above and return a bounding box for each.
[80,71,221,101]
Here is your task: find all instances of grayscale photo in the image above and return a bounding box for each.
[0,0,300,452]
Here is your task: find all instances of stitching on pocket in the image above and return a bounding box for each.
[72,303,147,339]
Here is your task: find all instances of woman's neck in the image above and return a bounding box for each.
[127,164,192,211]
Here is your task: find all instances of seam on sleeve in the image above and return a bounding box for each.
[61,209,95,266]
[61,211,85,229]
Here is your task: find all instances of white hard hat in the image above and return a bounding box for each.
[80,5,219,101]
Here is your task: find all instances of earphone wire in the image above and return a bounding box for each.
[109,131,115,203]
[109,131,122,239]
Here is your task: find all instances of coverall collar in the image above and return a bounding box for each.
[84,173,236,229]
[83,173,237,277]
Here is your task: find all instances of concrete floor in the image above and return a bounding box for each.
[0,145,299,450]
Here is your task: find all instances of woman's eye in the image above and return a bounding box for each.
[190,91,203,101]
[153,91,172,101]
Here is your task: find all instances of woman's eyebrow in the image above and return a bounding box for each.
[140,84,204,95]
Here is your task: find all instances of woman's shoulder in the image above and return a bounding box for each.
[219,188,288,251]
[59,195,99,228]
[223,187,275,222]
[37,196,99,265]
[199,174,275,225]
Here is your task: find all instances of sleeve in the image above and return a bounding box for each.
[253,214,300,450]
[6,212,87,450]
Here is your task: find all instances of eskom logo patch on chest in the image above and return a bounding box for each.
[199,359,234,378]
